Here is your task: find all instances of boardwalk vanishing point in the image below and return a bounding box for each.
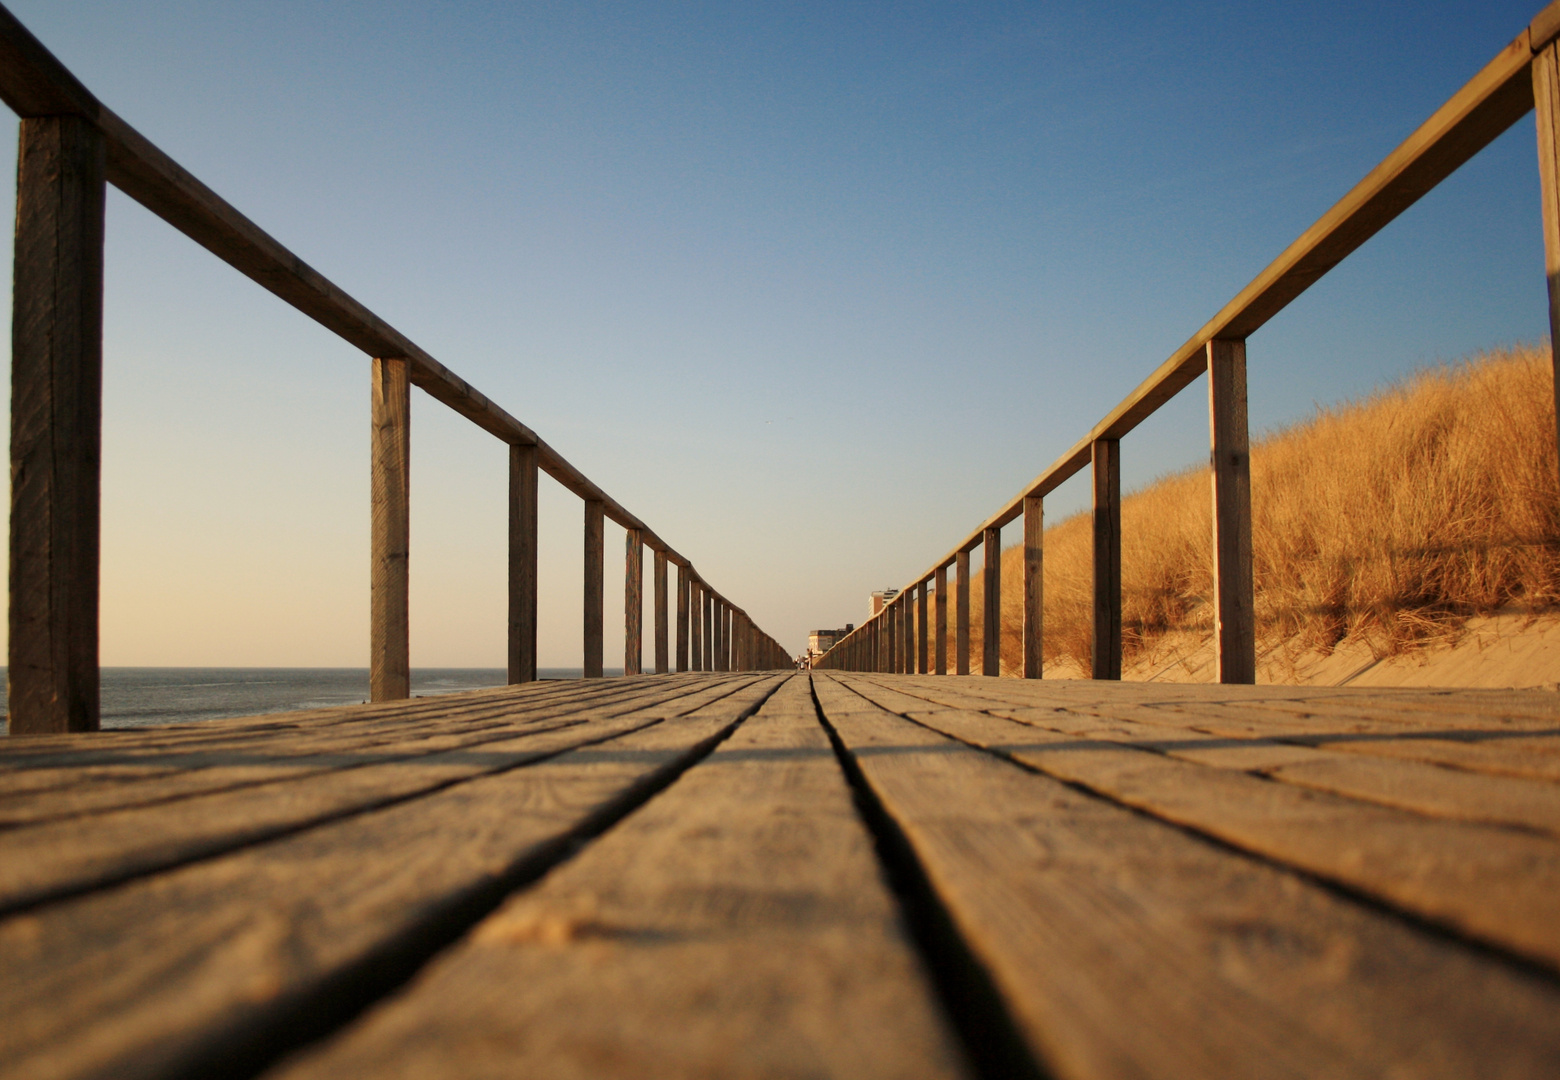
[7,3,1560,1079]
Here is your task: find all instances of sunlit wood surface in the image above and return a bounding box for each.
[3,672,1560,1079]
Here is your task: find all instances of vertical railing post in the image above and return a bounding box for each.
[955,550,971,675]
[8,115,106,734]
[1023,494,1043,679]
[507,444,538,684]
[370,356,412,701]
[1535,37,1560,478]
[1208,339,1256,684]
[624,528,643,676]
[689,580,703,671]
[982,526,1001,676]
[583,499,605,678]
[934,565,948,675]
[902,596,914,673]
[658,553,673,674]
[1092,438,1122,680]
[717,604,730,672]
[917,581,929,674]
[703,589,714,671]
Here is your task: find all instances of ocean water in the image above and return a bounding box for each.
[0,667,613,729]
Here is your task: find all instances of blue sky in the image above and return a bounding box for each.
[1,0,1549,665]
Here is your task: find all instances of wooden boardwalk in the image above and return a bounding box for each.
[3,675,1560,1079]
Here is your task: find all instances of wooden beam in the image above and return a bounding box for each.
[982,527,1001,677]
[1092,439,1122,681]
[1023,494,1043,680]
[1208,340,1256,684]
[917,581,929,675]
[654,550,669,675]
[955,551,971,676]
[675,569,688,672]
[583,500,604,679]
[507,444,538,684]
[885,25,1540,598]
[934,565,948,675]
[1535,38,1560,486]
[624,528,643,676]
[8,115,105,735]
[703,589,714,672]
[689,581,703,672]
[370,357,411,702]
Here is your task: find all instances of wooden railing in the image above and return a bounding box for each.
[818,1,1560,682]
[0,7,790,736]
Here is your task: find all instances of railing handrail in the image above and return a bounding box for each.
[820,2,1560,677]
[0,5,790,734]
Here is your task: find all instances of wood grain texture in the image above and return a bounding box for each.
[956,550,971,675]
[934,565,948,675]
[508,443,539,684]
[584,500,604,679]
[1022,495,1042,680]
[982,528,1001,676]
[624,529,643,677]
[370,357,411,702]
[0,678,758,914]
[654,550,669,675]
[1090,438,1121,681]
[269,676,968,1080]
[843,676,1560,973]
[8,115,105,736]
[815,674,1560,1080]
[0,677,784,1080]
[1208,339,1255,683]
[675,565,689,673]
[917,582,929,675]
[1536,41,1560,476]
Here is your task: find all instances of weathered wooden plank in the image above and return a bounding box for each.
[654,550,669,675]
[508,443,539,684]
[956,551,970,676]
[842,676,1560,972]
[0,677,785,1080]
[0,678,660,824]
[862,676,1560,838]
[675,565,689,672]
[369,357,411,702]
[815,674,1560,1080]
[625,529,643,677]
[1022,495,1042,679]
[9,115,105,736]
[268,676,968,1080]
[584,500,605,679]
[0,678,760,913]
[1208,339,1255,683]
[1091,438,1121,681]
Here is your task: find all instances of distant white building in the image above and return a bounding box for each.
[806,624,854,666]
[869,589,899,618]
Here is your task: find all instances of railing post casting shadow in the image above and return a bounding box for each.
[1208,339,1256,683]
[8,114,105,734]
[507,443,538,684]
[583,499,605,678]
[982,526,1001,676]
[955,550,971,675]
[370,356,411,702]
[1535,37,1560,487]
[1091,438,1122,680]
[1023,494,1043,679]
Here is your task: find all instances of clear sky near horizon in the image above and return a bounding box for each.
[0,0,1549,667]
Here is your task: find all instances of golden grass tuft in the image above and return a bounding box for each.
[955,345,1560,677]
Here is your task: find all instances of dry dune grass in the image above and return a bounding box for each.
[954,345,1560,677]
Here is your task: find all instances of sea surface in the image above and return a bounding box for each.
[0,667,615,729]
